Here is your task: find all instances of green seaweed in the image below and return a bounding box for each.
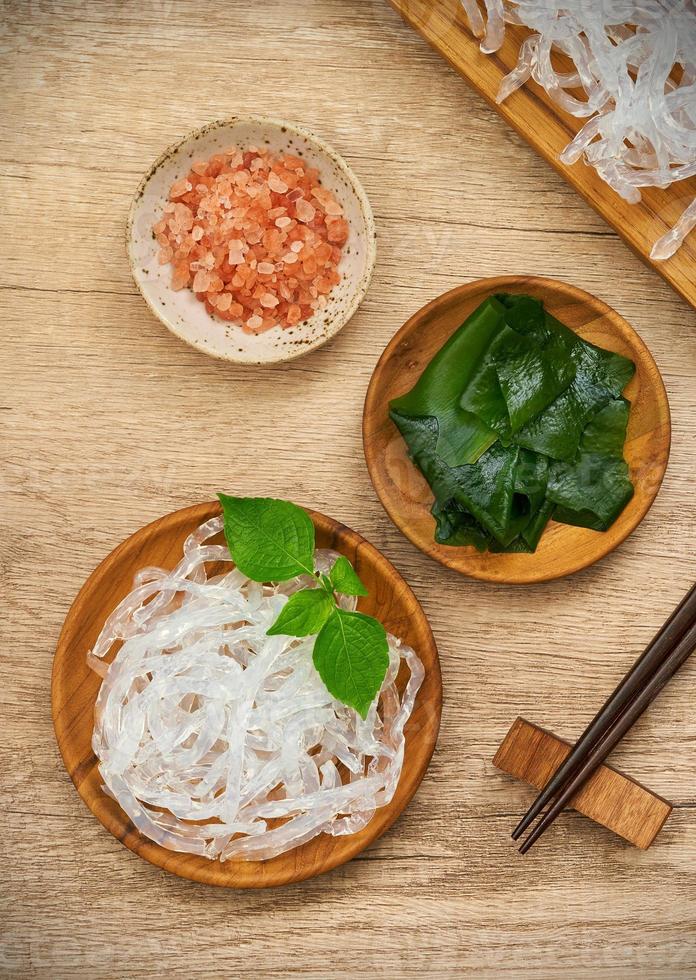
[547,398,634,531]
[389,292,635,554]
[389,299,502,466]
[512,310,635,462]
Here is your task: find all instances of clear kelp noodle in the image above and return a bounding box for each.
[390,294,635,553]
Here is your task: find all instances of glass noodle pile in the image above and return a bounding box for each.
[459,0,696,259]
[88,517,423,862]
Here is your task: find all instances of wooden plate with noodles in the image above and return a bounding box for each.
[52,501,441,888]
[363,276,670,584]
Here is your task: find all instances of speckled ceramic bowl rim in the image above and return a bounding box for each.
[126,116,377,365]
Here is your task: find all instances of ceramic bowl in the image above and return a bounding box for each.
[127,117,376,364]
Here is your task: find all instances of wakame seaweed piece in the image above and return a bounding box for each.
[495,331,576,434]
[448,442,522,544]
[391,410,521,545]
[485,447,550,553]
[514,447,549,513]
[389,298,502,466]
[488,299,578,434]
[458,324,516,442]
[495,448,551,548]
[459,324,576,440]
[390,412,460,503]
[547,453,634,531]
[546,397,633,531]
[488,493,555,553]
[495,293,547,336]
[551,504,607,531]
[521,498,555,550]
[459,295,577,439]
[513,316,635,462]
[580,397,630,456]
[431,499,491,551]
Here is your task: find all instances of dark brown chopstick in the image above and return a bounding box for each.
[519,616,696,854]
[512,583,696,842]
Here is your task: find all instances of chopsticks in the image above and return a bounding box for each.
[513,583,696,853]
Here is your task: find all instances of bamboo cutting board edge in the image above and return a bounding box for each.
[388,0,696,310]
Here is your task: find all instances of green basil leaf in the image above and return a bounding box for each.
[313,609,389,719]
[329,555,368,596]
[267,587,335,637]
[218,494,315,582]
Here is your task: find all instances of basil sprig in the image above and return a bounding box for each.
[218,494,389,718]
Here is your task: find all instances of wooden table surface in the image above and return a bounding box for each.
[1,2,695,977]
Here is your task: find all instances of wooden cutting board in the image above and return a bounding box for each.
[388,0,696,309]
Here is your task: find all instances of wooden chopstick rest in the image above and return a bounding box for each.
[494,718,672,849]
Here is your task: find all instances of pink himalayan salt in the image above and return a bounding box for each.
[170,178,192,198]
[268,172,289,194]
[192,270,210,292]
[295,198,316,223]
[155,146,347,328]
[312,186,343,216]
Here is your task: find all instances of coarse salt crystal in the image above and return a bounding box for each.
[170,179,192,199]
[275,216,292,228]
[192,270,210,292]
[260,292,280,308]
[295,199,316,223]
[257,262,275,275]
[268,172,289,194]
[246,314,263,330]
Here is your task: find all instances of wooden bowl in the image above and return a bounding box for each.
[52,502,441,887]
[127,116,376,364]
[363,276,670,584]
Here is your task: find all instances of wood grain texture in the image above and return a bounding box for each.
[1,0,696,976]
[51,501,441,888]
[494,718,673,850]
[364,276,670,582]
[388,0,696,309]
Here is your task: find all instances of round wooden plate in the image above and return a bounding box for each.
[52,501,441,888]
[363,276,670,584]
